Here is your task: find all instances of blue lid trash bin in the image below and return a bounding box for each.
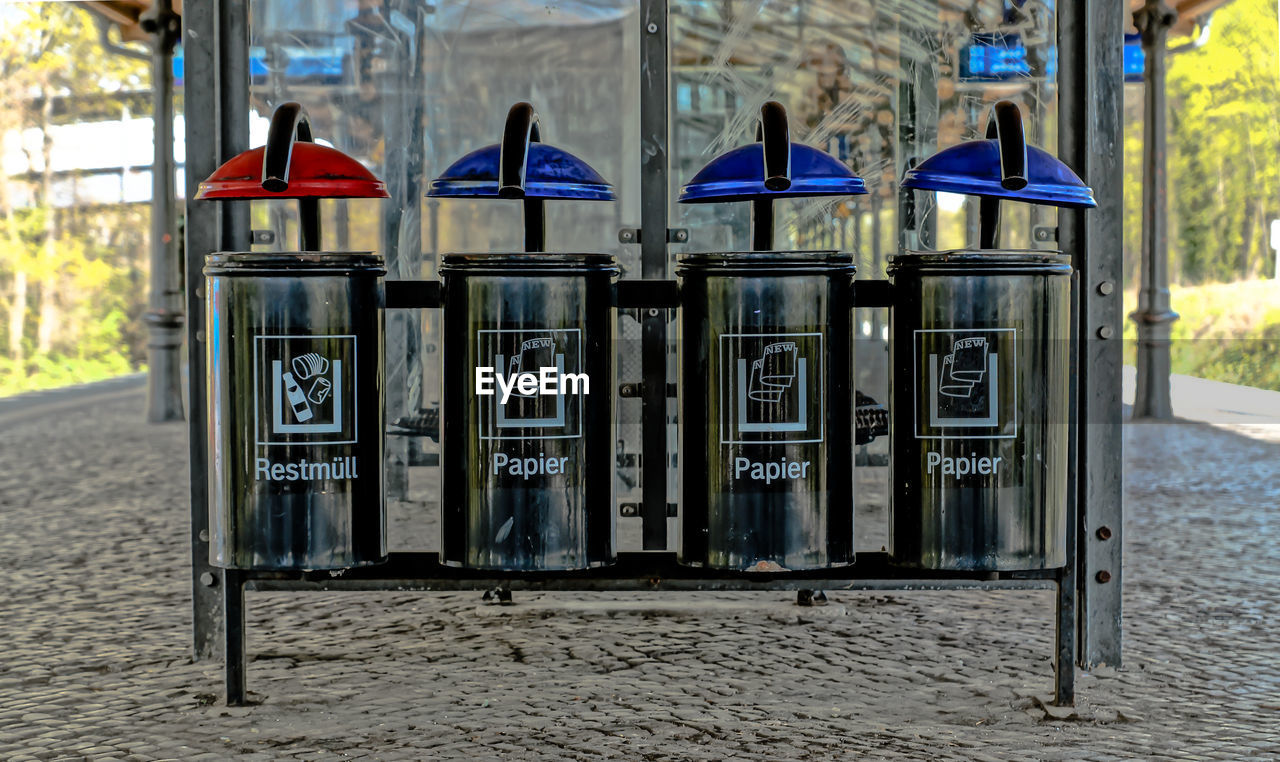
[889,100,1095,570]
[677,101,866,571]
[430,102,619,570]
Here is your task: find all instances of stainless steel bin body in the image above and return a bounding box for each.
[440,253,617,570]
[679,251,855,571]
[206,252,386,570]
[888,250,1071,570]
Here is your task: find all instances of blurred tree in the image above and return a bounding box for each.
[0,181,36,366]
[0,4,148,391]
[1165,0,1280,284]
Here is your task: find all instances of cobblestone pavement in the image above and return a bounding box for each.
[1,381,1279,760]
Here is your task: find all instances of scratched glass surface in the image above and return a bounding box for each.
[670,0,1060,268]
[247,0,1062,551]
[248,1,642,534]
[248,1,639,262]
[669,2,1061,549]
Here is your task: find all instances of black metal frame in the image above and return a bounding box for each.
[184,0,251,664]
[1059,0,1126,670]
[223,551,1064,704]
[213,276,1078,707]
[186,0,1122,712]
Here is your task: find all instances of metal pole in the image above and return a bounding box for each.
[143,0,184,423]
[1059,0,1126,669]
[379,6,427,495]
[964,102,982,247]
[895,20,938,253]
[223,569,247,705]
[1131,0,1180,419]
[1028,41,1050,247]
[183,0,251,662]
[219,3,251,267]
[639,0,670,551]
[181,0,218,664]
[1054,566,1076,704]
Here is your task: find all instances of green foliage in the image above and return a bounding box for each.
[0,4,147,107]
[1124,280,1280,391]
[1161,0,1280,285]
[0,5,151,397]
[0,353,136,394]
[0,204,149,395]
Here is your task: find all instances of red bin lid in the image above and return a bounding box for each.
[195,143,388,200]
[195,103,389,200]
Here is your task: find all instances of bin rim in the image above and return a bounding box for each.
[440,252,618,273]
[677,249,854,273]
[205,251,385,275]
[889,248,1070,272]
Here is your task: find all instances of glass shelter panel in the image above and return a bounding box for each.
[670,0,1059,261]
[247,0,1061,552]
[249,1,641,545]
[669,0,1060,550]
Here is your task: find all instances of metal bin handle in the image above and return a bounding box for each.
[498,101,547,253]
[979,100,1028,249]
[752,100,793,251]
[261,101,321,251]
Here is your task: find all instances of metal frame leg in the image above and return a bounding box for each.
[1059,0,1126,670]
[639,0,671,551]
[224,569,247,706]
[1054,569,1076,706]
[184,0,251,663]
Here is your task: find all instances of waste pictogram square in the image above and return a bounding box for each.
[718,332,824,444]
[253,334,358,446]
[913,327,1018,439]
[477,328,585,441]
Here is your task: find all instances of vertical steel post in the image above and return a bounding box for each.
[639,0,670,550]
[223,570,247,705]
[1131,0,1180,419]
[895,21,937,253]
[183,0,250,661]
[218,3,251,260]
[143,0,184,423]
[1054,569,1076,704]
[1059,0,1126,669]
[181,0,218,662]
[963,102,982,247]
[1027,34,1051,246]
[380,10,425,497]
[380,32,405,498]
[867,123,889,347]
[1057,278,1080,707]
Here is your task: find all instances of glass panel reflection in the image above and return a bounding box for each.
[246,0,1062,550]
[250,0,641,520]
[670,0,1060,266]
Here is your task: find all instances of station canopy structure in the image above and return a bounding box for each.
[85,1,184,41]
[1131,0,1234,35]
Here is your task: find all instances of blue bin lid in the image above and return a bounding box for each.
[679,141,867,203]
[428,141,614,201]
[902,139,1096,208]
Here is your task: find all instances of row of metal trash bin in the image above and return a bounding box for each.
[197,99,1094,576]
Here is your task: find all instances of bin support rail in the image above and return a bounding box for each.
[220,276,1074,710]
[384,279,895,311]
[221,552,1072,708]
[244,551,1060,590]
